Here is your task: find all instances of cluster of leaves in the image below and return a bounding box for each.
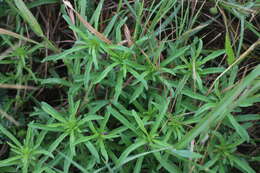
[0,0,260,172]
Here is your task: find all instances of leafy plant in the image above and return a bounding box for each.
[0,125,52,173]
[0,0,259,172]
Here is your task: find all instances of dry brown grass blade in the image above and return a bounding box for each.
[0,84,38,90]
[66,7,78,40]
[124,24,133,47]
[74,13,112,44]
[0,28,39,44]
[62,0,112,44]
[0,108,20,126]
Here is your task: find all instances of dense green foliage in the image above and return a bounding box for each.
[0,0,260,172]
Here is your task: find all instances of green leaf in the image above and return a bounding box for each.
[200,49,225,65]
[29,123,64,132]
[195,103,216,116]
[69,131,76,156]
[41,102,67,123]
[235,114,260,122]
[160,68,176,76]
[119,147,172,168]
[0,124,22,147]
[170,149,202,159]
[227,113,250,142]
[42,45,87,62]
[103,13,119,37]
[238,96,260,107]
[74,135,97,145]
[133,157,144,173]
[58,151,88,173]
[251,156,260,162]
[231,155,256,173]
[116,139,146,168]
[14,0,43,37]
[225,32,235,65]
[99,140,108,162]
[27,0,59,9]
[41,78,72,87]
[132,110,148,135]
[107,106,136,133]
[104,126,128,139]
[168,79,213,102]
[85,142,100,163]
[150,98,170,135]
[114,69,124,102]
[161,46,190,67]
[93,63,118,84]
[200,67,225,75]
[127,68,148,90]
[34,149,54,159]
[90,0,104,29]
[69,100,81,120]
[78,115,104,126]
[129,83,144,103]
[48,133,68,153]
[0,156,21,167]
[153,152,181,173]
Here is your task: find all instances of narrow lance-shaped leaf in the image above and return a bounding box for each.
[116,139,147,168]
[41,78,72,87]
[85,142,100,163]
[0,124,22,147]
[132,110,148,136]
[48,133,68,153]
[27,0,59,9]
[170,149,202,159]
[58,151,89,173]
[99,140,108,162]
[153,152,181,173]
[230,155,256,173]
[78,115,104,126]
[93,63,118,84]
[14,0,44,37]
[41,102,67,123]
[200,49,225,65]
[0,156,21,167]
[129,84,144,103]
[114,69,124,102]
[227,113,250,142]
[225,32,235,65]
[118,147,172,168]
[107,106,136,133]
[161,46,190,67]
[90,0,104,29]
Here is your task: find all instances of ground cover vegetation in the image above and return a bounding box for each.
[0,0,260,172]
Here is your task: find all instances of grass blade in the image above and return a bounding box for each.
[14,0,44,37]
[175,64,260,149]
[0,28,39,44]
[62,0,112,44]
[225,32,235,65]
